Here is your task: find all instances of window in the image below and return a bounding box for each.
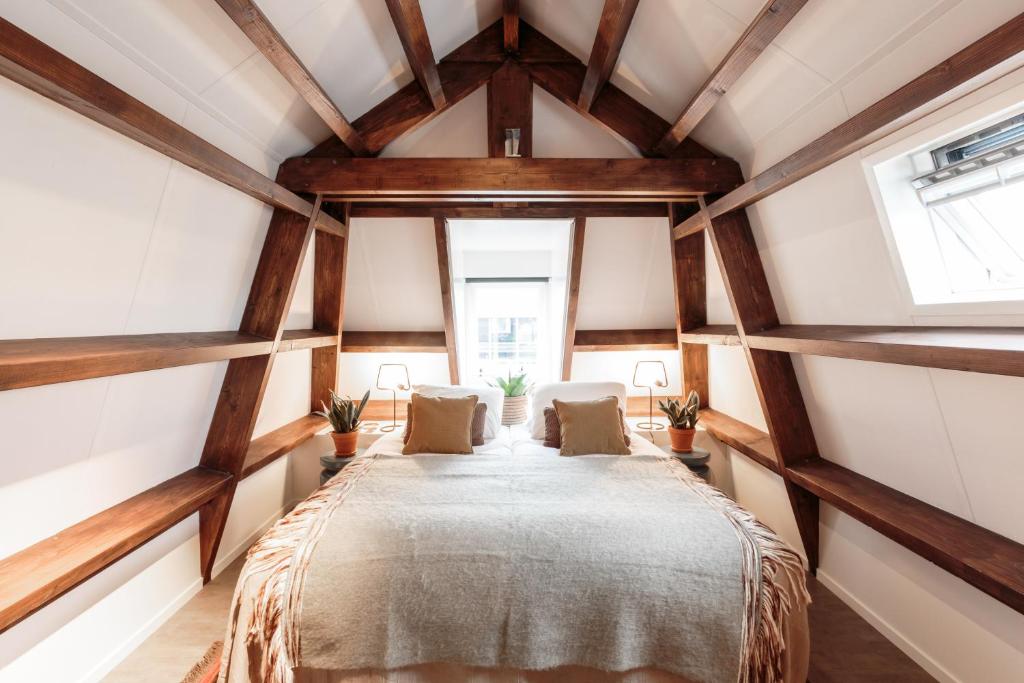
[871,106,1024,307]
[447,219,573,386]
[465,279,548,381]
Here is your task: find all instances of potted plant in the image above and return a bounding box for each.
[489,371,532,426]
[658,390,700,453]
[316,389,371,457]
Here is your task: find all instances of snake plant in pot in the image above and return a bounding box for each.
[489,371,532,426]
[658,390,701,453]
[316,389,370,456]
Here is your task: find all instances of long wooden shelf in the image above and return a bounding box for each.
[787,459,1024,615]
[0,467,231,633]
[0,329,339,391]
[679,325,741,346]
[340,331,447,353]
[745,325,1024,377]
[241,414,328,479]
[699,408,779,473]
[573,329,677,351]
[278,329,338,352]
[0,332,274,390]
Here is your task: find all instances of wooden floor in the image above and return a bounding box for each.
[104,554,934,682]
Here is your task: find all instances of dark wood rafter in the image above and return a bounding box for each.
[384,0,446,110]
[197,200,321,583]
[213,0,368,156]
[561,217,586,380]
[674,10,1024,238]
[310,203,351,413]
[655,0,808,155]
[578,0,639,112]
[517,21,716,159]
[503,0,520,54]
[678,324,742,346]
[434,218,460,384]
[573,329,677,352]
[278,157,743,199]
[0,18,345,237]
[668,202,710,407]
[348,201,672,218]
[307,24,504,158]
[704,199,821,571]
[341,331,448,353]
[0,467,232,633]
[487,60,533,157]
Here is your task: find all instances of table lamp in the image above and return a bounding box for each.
[632,360,668,430]
[376,363,410,433]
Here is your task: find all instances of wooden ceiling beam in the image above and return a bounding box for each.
[0,18,346,237]
[578,0,639,112]
[656,0,808,155]
[434,218,460,384]
[214,0,368,156]
[347,201,674,218]
[518,21,715,159]
[487,61,532,157]
[668,202,710,406]
[561,218,586,380]
[279,157,742,198]
[306,26,504,157]
[674,10,1024,238]
[503,0,520,54]
[385,0,446,110]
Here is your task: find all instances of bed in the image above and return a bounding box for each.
[220,429,809,683]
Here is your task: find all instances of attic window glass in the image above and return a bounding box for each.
[873,109,1024,306]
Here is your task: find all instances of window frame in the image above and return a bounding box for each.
[862,66,1024,317]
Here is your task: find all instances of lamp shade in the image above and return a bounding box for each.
[376,363,410,391]
[632,360,668,389]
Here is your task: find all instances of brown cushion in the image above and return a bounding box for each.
[552,397,631,456]
[543,405,630,448]
[402,394,478,455]
[404,401,487,446]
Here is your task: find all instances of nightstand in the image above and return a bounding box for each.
[319,420,405,485]
[672,448,711,481]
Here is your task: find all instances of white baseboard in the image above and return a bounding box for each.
[816,569,960,683]
[78,500,296,683]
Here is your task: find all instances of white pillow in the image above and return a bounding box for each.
[527,381,629,439]
[412,384,504,440]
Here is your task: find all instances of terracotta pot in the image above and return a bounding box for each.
[330,431,359,457]
[502,395,528,426]
[668,427,696,453]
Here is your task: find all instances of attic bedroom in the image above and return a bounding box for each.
[1,1,1023,682]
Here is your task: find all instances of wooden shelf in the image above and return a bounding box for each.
[241,414,328,479]
[0,467,231,632]
[278,329,338,352]
[573,329,677,351]
[679,325,741,346]
[699,408,779,473]
[745,325,1024,377]
[340,331,447,353]
[787,459,1024,615]
[0,331,275,390]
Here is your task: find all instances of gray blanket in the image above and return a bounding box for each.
[296,454,755,682]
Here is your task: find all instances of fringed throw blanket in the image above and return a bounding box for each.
[223,445,808,683]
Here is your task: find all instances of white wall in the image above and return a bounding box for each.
[0,1,326,680]
[694,3,1024,680]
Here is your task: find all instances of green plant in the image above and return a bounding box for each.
[488,371,532,397]
[658,390,701,429]
[316,389,371,433]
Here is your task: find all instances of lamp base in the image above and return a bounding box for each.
[379,424,400,433]
[636,421,665,430]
